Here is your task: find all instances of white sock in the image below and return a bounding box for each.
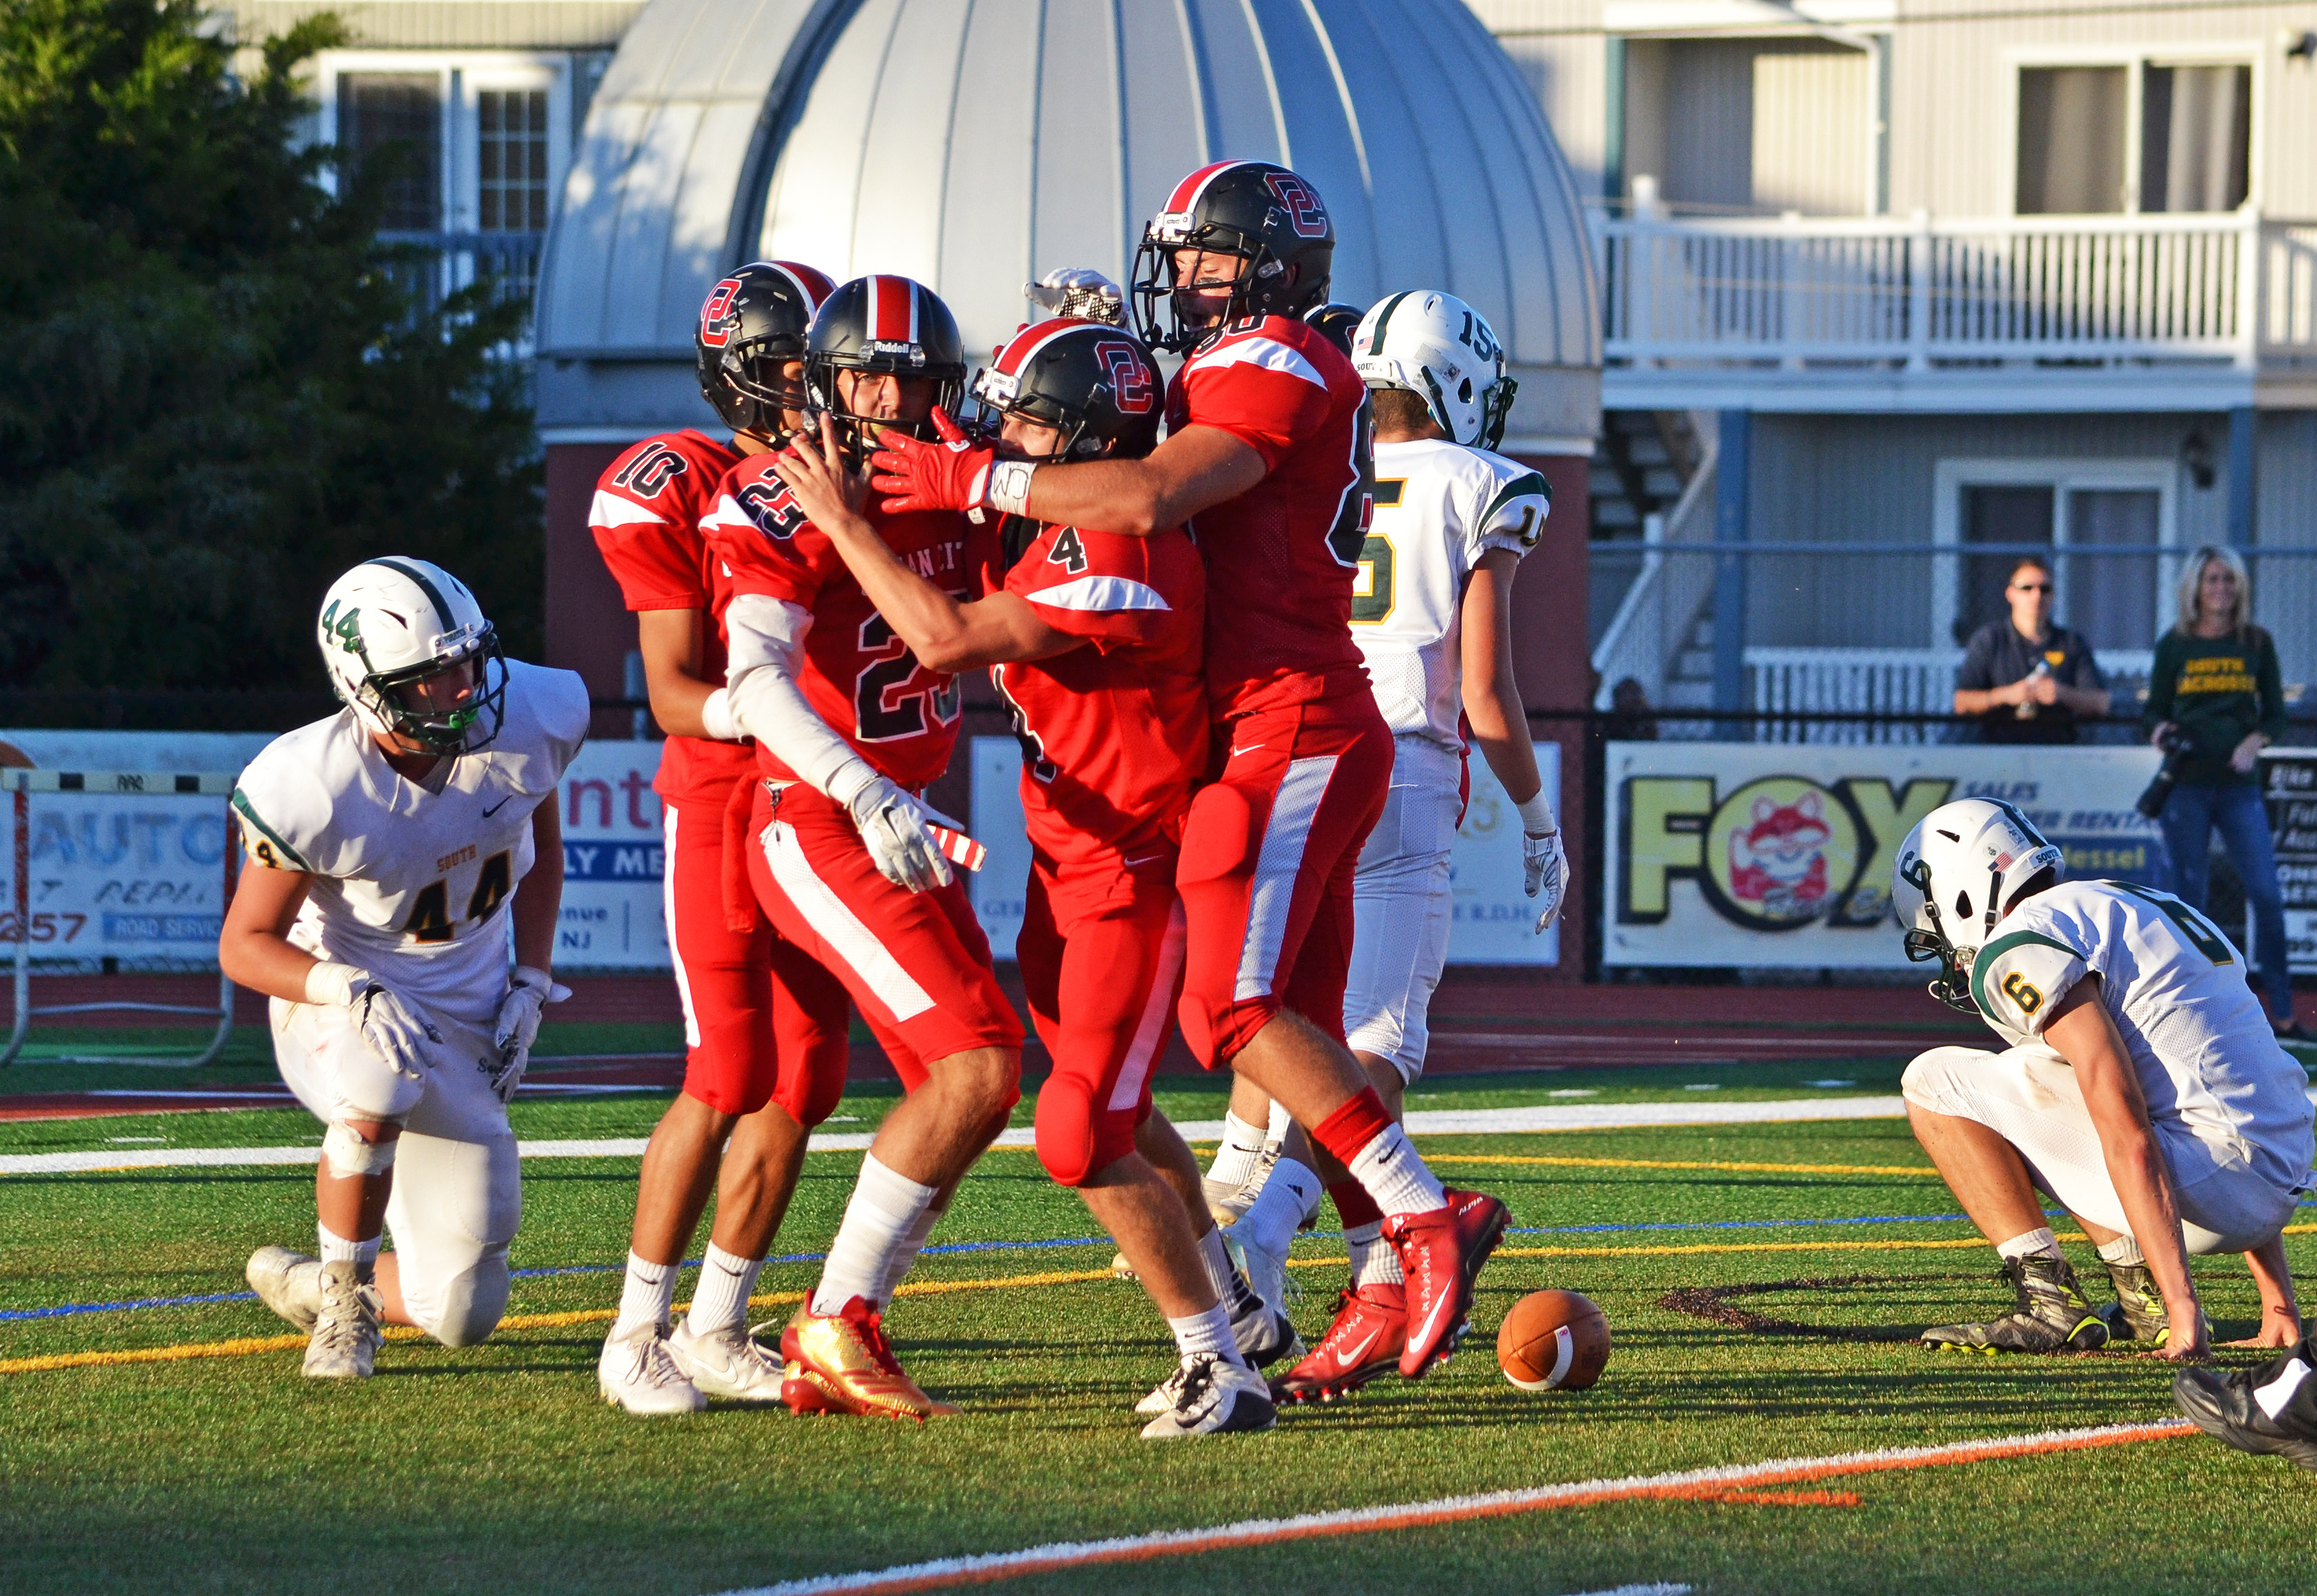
[2095,1235,2145,1268]
[318,1223,380,1280]
[686,1242,764,1337]
[875,1198,947,1304]
[811,1154,938,1316]
[2256,1355,2314,1420]
[1167,1304,1245,1367]
[614,1251,678,1338]
[1347,1221,1404,1288]
[1195,1225,1257,1315]
[1346,1124,1446,1216]
[1996,1227,2064,1264]
[1207,1112,1266,1190]
[1264,1098,1294,1148]
[1233,1157,1322,1258]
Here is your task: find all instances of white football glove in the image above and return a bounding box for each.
[306,961,442,1079]
[845,776,960,894]
[1026,267,1126,326]
[1523,829,1569,934]
[490,965,569,1104]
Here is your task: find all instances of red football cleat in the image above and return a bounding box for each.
[1381,1188,1508,1377]
[1270,1282,1407,1404]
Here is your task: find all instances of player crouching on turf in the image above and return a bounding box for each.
[774,316,1289,1438]
[1263,290,1567,1404]
[222,559,587,1377]
[1892,798,2313,1357]
[710,276,1026,1421]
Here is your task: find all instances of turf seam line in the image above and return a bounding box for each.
[698,1420,2195,1595]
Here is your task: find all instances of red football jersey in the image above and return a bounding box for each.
[1168,314,1373,720]
[589,429,758,807]
[993,521,1208,866]
[705,454,991,794]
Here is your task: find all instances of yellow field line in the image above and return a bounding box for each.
[1425,1152,1941,1178]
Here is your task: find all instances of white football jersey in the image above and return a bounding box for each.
[1355,438,1549,749]
[1970,879,2315,1185]
[232,660,589,1028]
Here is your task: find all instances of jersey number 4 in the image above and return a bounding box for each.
[855,616,960,742]
[403,851,512,944]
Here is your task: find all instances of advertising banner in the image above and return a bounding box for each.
[969,737,1563,967]
[2259,751,2317,973]
[1602,741,2171,969]
[551,741,672,969]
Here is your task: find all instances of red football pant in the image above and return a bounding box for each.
[744,783,1024,1102]
[662,794,851,1125]
[1175,696,1394,1067]
[1017,848,1186,1187]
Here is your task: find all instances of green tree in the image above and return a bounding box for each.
[0,0,542,696]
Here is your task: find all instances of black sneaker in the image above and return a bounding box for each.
[1922,1256,2110,1352]
[2175,1363,2317,1472]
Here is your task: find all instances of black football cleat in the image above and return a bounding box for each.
[2175,1361,2317,1472]
[1922,1256,2110,1353]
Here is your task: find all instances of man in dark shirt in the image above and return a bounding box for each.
[1954,557,2110,743]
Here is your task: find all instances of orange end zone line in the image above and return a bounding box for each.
[716,1421,2195,1596]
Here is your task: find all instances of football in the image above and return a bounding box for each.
[1496,1289,1611,1391]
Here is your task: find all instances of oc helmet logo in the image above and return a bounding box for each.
[1094,338,1155,414]
[699,278,744,347]
[1263,172,1328,239]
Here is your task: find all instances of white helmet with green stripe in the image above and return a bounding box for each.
[1891,798,2066,1013]
[316,557,506,756]
[1350,289,1515,449]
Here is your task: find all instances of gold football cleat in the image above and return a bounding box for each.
[778,1298,956,1420]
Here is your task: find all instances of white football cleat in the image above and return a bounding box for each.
[1138,1354,1277,1439]
[667,1319,787,1404]
[246,1245,323,1332]
[1136,1359,1191,1415]
[599,1321,706,1415]
[302,1260,382,1379]
[1230,1227,1292,1322]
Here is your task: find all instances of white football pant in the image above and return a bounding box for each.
[1343,737,1461,1085]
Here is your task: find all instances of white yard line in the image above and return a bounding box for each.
[696,1422,2189,1596]
[0,1098,1921,1175]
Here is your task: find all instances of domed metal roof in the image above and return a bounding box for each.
[536,0,1600,446]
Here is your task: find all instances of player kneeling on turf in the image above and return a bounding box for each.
[221,559,586,1378]
[773,318,1285,1438]
[1892,798,2312,1356]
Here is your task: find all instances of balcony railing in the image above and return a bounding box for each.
[1595,207,2317,372]
[376,231,546,345]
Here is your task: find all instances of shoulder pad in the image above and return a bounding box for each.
[1969,926,2086,1033]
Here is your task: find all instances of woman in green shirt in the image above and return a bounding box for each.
[2142,546,2305,1039]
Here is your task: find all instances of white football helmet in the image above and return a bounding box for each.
[1891,798,2065,1013]
[316,557,505,755]
[1351,290,1516,449]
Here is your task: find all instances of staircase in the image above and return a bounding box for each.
[1589,410,1704,541]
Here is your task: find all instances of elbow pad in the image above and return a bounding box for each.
[724,594,881,809]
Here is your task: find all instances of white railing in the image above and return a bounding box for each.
[1596,207,2317,370]
[1744,647,2155,743]
[1589,439,1720,713]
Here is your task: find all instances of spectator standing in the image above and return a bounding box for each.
[1953,556,2110,743]
[2143,546,2307,1041]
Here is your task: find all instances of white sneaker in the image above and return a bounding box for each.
[599,1320,706,1415]
[1138,1354,1276,1439]
[666,1319,786,1403]
[247,1245,323,1332]
[303,1261,382,1379]
[1136,1359,1192,1415]
[1230,1226,1292,1318]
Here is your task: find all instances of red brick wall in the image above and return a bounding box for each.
[1509,451,1592,982]
[544,442,634,739]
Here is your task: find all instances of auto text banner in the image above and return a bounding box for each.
[554,741,671,969]
[969,737,1562,967]
[1602,741,2170,968]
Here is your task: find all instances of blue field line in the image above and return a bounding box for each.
[12,1199,2310,1322]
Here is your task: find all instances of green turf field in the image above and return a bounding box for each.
[3,1063,2313,1595]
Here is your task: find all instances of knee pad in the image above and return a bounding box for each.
[773,1037,851,1130]
[323,1121,398,1177]
[1175,783,1260,887]
[1900,1045,1991,1113]
[1034,1078,1099,1188]
[415,1248,511,1348]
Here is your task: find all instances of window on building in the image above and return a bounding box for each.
[337,73,443,233]
[479,89,551,233]
[1940,464,2172,651]
[1957,485,2055,643]
[2016,59,2251,214]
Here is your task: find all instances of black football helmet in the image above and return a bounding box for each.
[965,319,1164,463]
[804,275,967,456]
[1302,301,1364,357]
[1131,160,1336,351]
[696,261,835,439]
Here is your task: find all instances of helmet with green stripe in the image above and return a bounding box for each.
[316,557,507,756]
[1891,798,2065,1014]
[1351,290,1516,450]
